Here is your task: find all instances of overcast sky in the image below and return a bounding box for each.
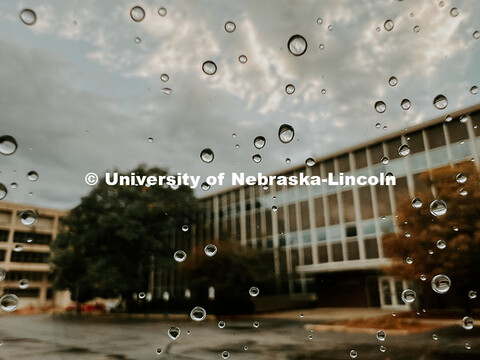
[1,0,479,210]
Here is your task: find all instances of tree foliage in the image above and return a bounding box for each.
[383,161,480,308]
[50,165,200,303]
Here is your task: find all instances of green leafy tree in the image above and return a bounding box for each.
[383,161,480,311]
[50,165,200,308]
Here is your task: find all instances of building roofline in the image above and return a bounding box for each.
[200,102,480,199]
[0,201,67,215]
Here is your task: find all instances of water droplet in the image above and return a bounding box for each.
[19,9,36,25]
[411,197,422,208]
[158,7,167,16]
[249,286,260,297]
[161,88,172,95]
[439,1,444,7]
[10,182,18,189]
[376,330,386,341]
[456,173,467,184]
[201,182,210,191]
[174,250,187,262]
[182,225,189,232]
[453,226,459,231]
[460,115,468,123]
[0,184,7,200]
[405,232,411,238]
[13,244,23,252]
[190,306,207,321]
[465,342,471,350]
[433,94,448,110]
[0,294,19,312]
[238,55,248,64]
[376,27,381,32]
[19,210,37,226]
[218,320,226,328]
[413,25,420,33]
[287,35,308,56]
[167,326,181,340]
[244,345,248,351]
[138,292,146,299]
[380,345,386,352]
[204,244,217,257]
[473,31,480,39]
[450,7,459,17]
[285,84,296,95]
[0,268,5,281]
[460,188,468,196]
[420,274,427,281]
[327,25,333,31]
[285,158,291,164]
[130,6,145,22]
[432,333,438,340]
[254,136,266,149]
[375,123,381,129]
[19,279,30,289]
[317,18,323,25]
[428,249,434,255]
[308,334,313,340]
[321,88,326,94]
[431,274,451,294]
[379,156,388,165]
[148,137,154,143]
[401,289,416,303]
[436,239,446,249]
[398,144,410,157]
[462,316,473,330]
[388,76,398,86]
[401,99,411,110]
[200,148,214,163]
[445,115,452,122]
[253,321,260,328]
[0,135,18,156]
[350,350,358,358]
[468,290,477,299]
[27,171,39,181]
[272,205,278,212]
[406,257,413,264]
[160,74,169,82]
[471,86,478,95]
[318,44,325,50]
[224,21,236,33]
[278,124,295,143]
[221,350,230,359]
[392,312,396,317]
[134,37,142,44]
[202,61,217,75]
[305,158,315,167]
[374,101,386,113]
[430,199,447,216]
[156,348,162,355]
[384,20,394,31]
[252,154,262,163]
[235,144,240,149]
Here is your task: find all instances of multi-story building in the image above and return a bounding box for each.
[0,201,67,308]
[195,103,480,310]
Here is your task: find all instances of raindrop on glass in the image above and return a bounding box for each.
[411,198,422,208]
[285,84,295,95]
[161,88,172,95]
[401,289,416,303]
[238,55,248,64]
[272,206,278,212]
[460,115,468,123]
[376,330,386,341]
[413,25,420,33]
[224,21,236,33]
[0,184,7,201]
[160,74,169,82]
[460,189,467,196]
[431,274,451,294]
[319,44,325,50]
[380,156,389,165]
[420,274,427,281]
[252,154,262,163]
[473,31,480,40]
[406,257,413,264]
[249,286,260,297]
[401,99,411,110]
[190,306,207,321]
[465,342,471,350]
[305,158,315,167]
[436,240,446,249]
[0,135,18,156]
[253,321,260,328]
[327,25,333,31]
[468,290,477,299]
[375,123,381,129]
[433,95,448,110]
[430,199,447,216]
[221,351,230,359]
[27,171,39,181]
[278,124,295,144]
[200,148,214,163]
[456,173,467,183]
[134,37,142,44]
[432,333,438,340]
[158,7,167,17]
[375,101,386,113]
[130,6,145,22]
[254,136,266,149]
[350,350,358,358]
[398,144,410,157]
[388,76,397,86]
[148,137,154,143]
[174,250,187,262]
[450,7,459,17]
[285,158,291,164]
[19,279,30,289]
[204,244,217,257]
[287,35,308,56]
[0,294,19,312]
[182,225,189,232]
[380,346,386,352]
[462,316,473,330]
[167,326,181,340]
[218,320,226,328]
[201,182,210,191]
[19,210,37,226]
[19,9,36,25]
[471,86,478,95]
[317,18,323,25]
[202,61,217,75]
[13,244,23,252]
[384,20,394,31]
[156,348,162,355]
[0,268,5,281]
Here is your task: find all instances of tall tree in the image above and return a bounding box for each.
[383,161,480,311]
[50,165,200,306]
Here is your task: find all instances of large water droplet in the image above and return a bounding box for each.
[218,320,226,328]
[13,244,23,252]
[249,286,260,297]
[19,210,37,226]
[19,9,36,25]
[238,55,248,64]
[224,21,236,33]
[462,316,473,330]
[285,158,291,164]
[252,154,262,163]
[182,225,189,232]
[204,244,217,257]
[0,267,5,281]
[430,199,447,216]
[317,18,323,25]
[200,148,214,163]
[0,184,7,200]
[350,350,358,358]
[398,144,410,157]
[431,274,451,294]
[201,182,210,191]
[254,136,266,149]
[221,351,230,359]
[27,171,39,181]
[160,74,169,82]
[190,306,207,321]
[0,294,19,312]
[436,240,446,249]
[158,7,167,16]
[468,290,477,299]
[401,289,416,303]
[376,330,386,341]
[433,95,448,110]
[471,86,478,95]
[374,101,386,113]
[253,321,260,328]
[406,257,413,264]
[287,35,308,56]
[380,345,386,352]
[285,84,295,95]
[473,31,480,40]
[401,99,411,110]
[202,61,217,75]
[174,250,187,262]
[305,158,315,167]
[411,198,422,208]
[278,124,295,143]
[450,7,459,17]
[0,135,18,156]
[413,25,420,33]
[130,6,145,22]
[19,279,30,289]
[156,348,162,355]
[167,326,181,340]
[420,274,427,281]
[456,173,467,183]
[381,156,389,165]
[384,20,394,31]
[388,76,397,86]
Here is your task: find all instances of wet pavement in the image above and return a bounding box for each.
[0,312,477,359]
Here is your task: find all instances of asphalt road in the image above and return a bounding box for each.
[0,314,477,359]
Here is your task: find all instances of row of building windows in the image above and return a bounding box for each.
[0,230,53,245]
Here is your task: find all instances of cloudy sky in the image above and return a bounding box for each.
[0,0,479,210]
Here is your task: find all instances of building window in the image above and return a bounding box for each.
[10,251,49,263]
[364,238,379,259]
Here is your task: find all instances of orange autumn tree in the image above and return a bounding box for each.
[383,161,480,310]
